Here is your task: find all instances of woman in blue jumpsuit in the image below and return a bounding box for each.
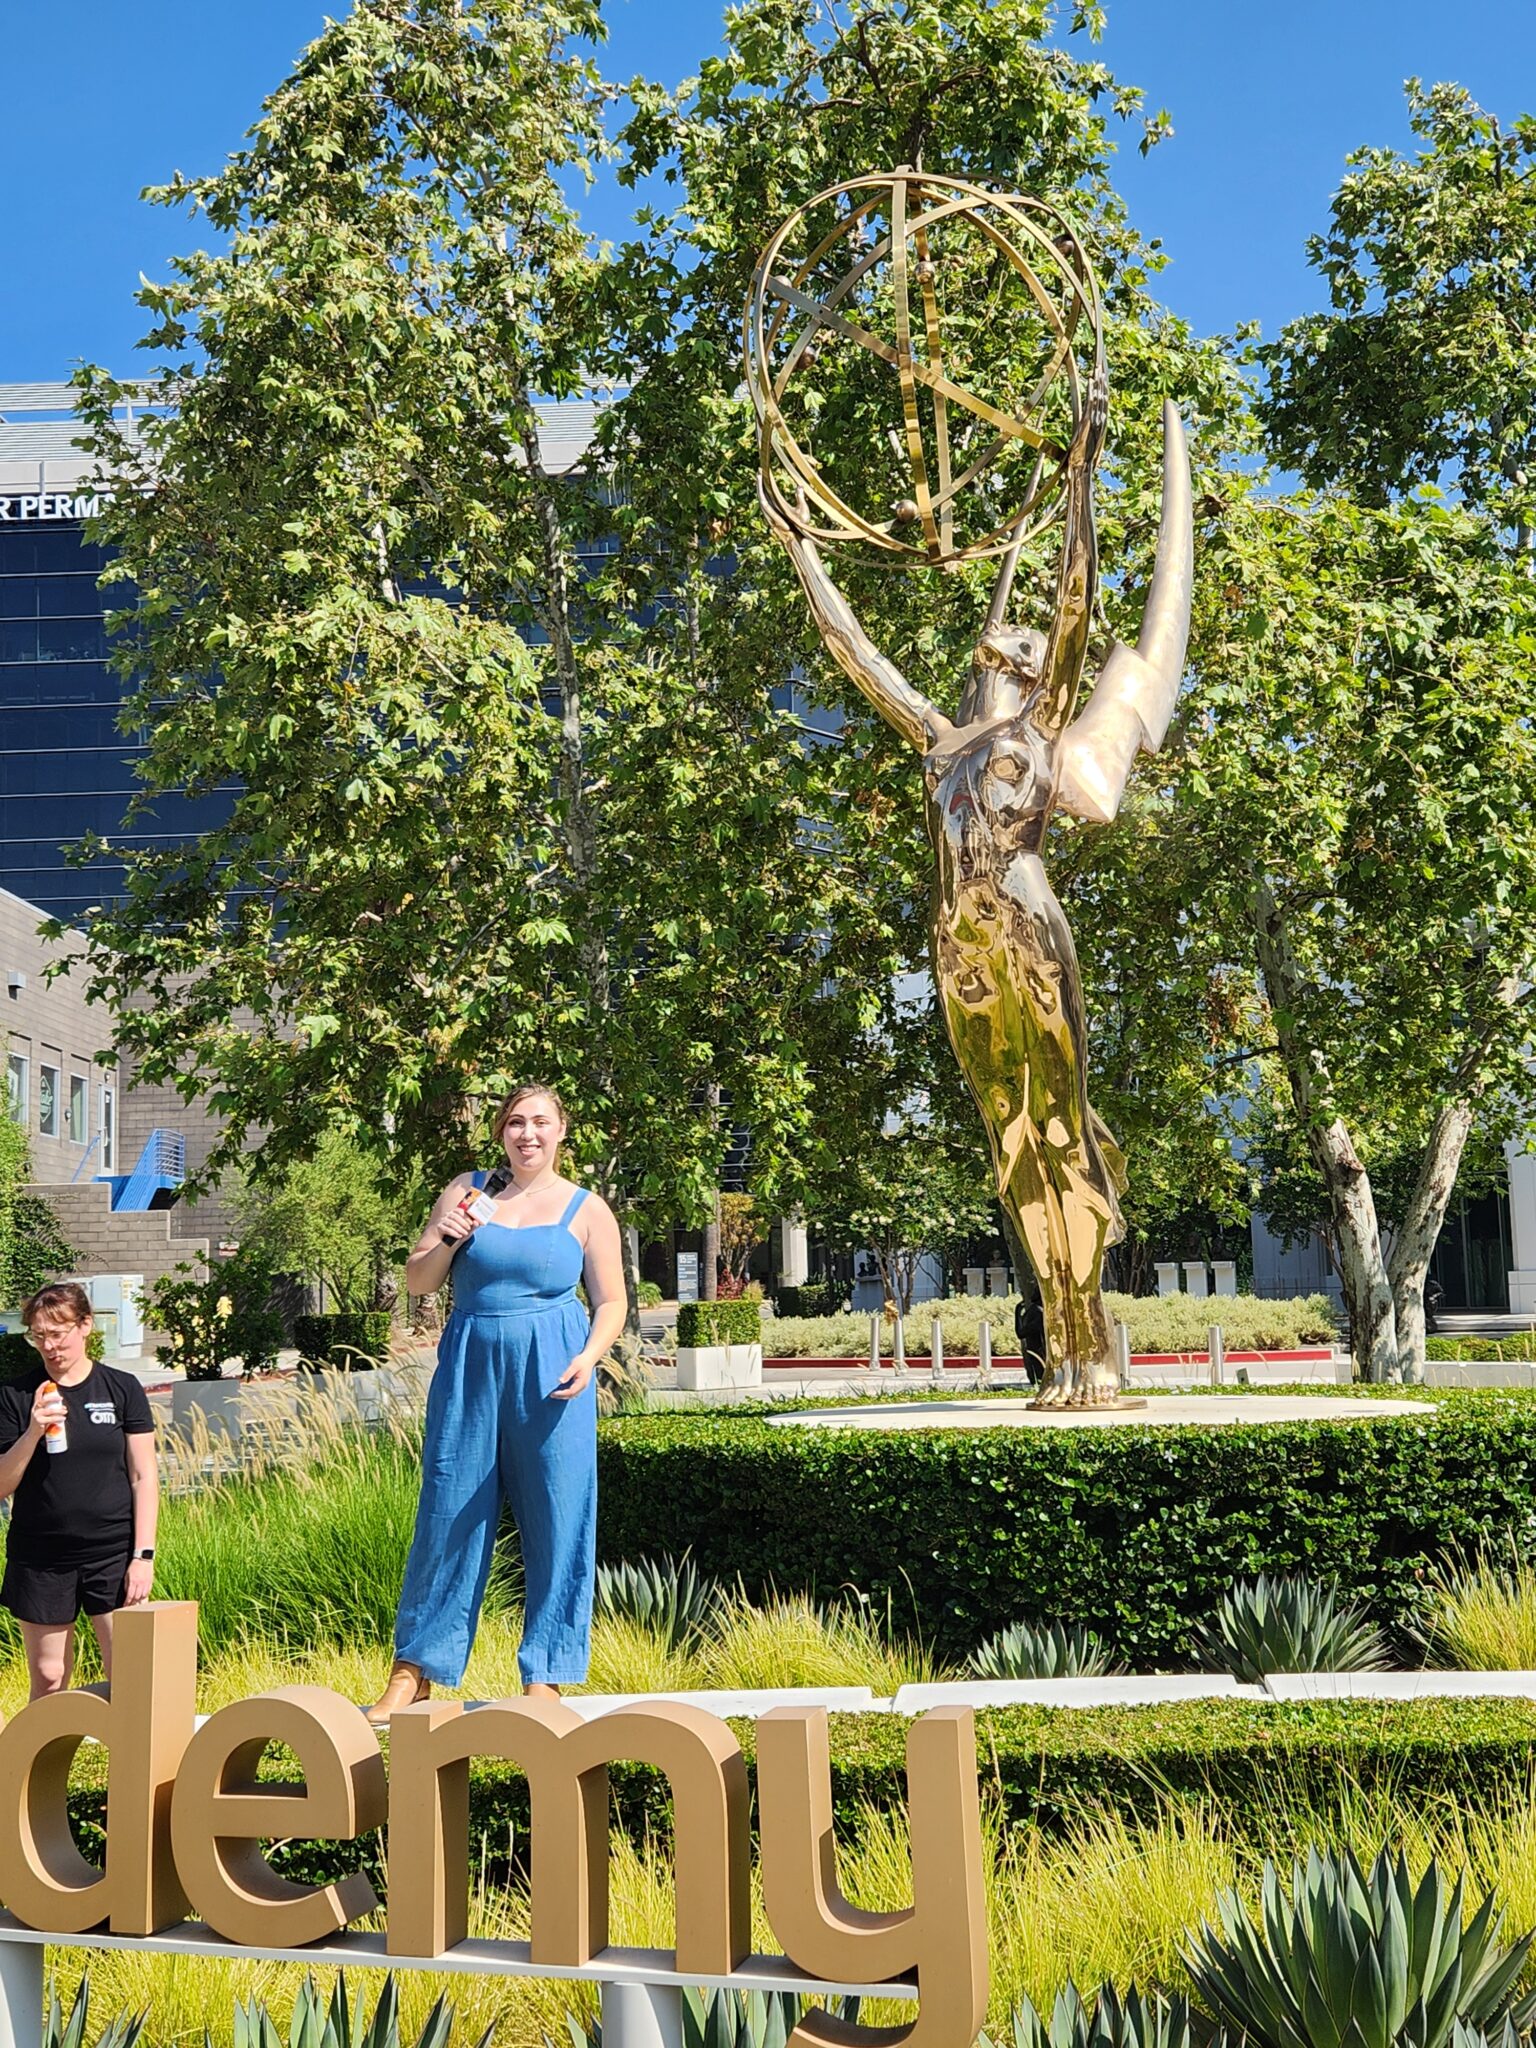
[367,1084,627,1721]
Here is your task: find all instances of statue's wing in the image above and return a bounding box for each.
[1054,400,1193,824]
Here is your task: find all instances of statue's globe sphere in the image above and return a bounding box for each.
[746,171,1103,565]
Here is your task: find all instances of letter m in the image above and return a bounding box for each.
[385,1700,749,1971]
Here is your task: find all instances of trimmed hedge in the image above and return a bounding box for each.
[775,1281,846,1320]
[1427,1334,1536,1363]
[597,1401,1536,1664]
[293,1311,391,1369]
[677,1300,762,1346]
[61,1695,1536,1894]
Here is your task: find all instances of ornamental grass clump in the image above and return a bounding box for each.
[1192,1575,1388,1682]
[1184,1848,1536,2048]
[1419,1552,1536,1671]
[969,1621,1118,1680]
[594,1554,722,1653]
[697,1589,939,1691]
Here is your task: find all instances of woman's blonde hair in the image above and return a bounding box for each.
[491,1082,568,1147]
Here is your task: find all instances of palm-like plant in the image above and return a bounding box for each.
[231,1974,490,2048]
[1184,1849,1536,2048]
[982,1981,1199,2048]
[968,1620,1118,1680]
[44,1979,145,2048]
[565,1987,861,2048]
[1191,1575,1388,1681]
[594,1553,722,1653]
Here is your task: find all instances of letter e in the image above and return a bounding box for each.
[171,1686,385,1946]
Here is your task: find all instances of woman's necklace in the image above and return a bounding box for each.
[496,1169,560,1215]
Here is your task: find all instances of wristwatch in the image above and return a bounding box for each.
[134,1548,154,1561]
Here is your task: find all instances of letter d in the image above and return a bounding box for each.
[0,1603,198,1934]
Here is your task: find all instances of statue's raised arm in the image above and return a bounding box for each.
[758,480,954,754]
[1053,400,1194,824]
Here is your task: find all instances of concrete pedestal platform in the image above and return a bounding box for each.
[767,1394,1436,1431]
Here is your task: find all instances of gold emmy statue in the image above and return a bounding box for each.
[746,170,1193,1407]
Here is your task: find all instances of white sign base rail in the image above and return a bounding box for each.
[0,1915,914,2048]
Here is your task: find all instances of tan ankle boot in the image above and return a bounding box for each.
[365,1661,429,1727]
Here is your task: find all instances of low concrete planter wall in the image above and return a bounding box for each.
[676,1342,762,1391]
[169,1376,242,1435]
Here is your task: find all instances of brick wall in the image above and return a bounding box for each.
[1,888,120,1186]
[28,1183,208,1293]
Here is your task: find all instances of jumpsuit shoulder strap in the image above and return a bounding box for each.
[558,1186,590,1229]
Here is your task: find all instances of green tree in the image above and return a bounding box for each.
[63,0,836,1328]
[716,1194,767,1299]
[1059,791,1260,1292]
[1183,490,1536,1379]
[1174,80,1536,1380]
[1261,82,1536,546]
[0,1121,78,1307]
[232,1132,414,1312]
[603,0,1248,1306]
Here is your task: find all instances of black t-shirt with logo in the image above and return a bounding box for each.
[0,1364,154,1565]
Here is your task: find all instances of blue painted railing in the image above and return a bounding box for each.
[96,1128,186,1212]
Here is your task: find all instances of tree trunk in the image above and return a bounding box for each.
[615,1206,643,1340]
[1388,1096,1476,1384]
[702,1195,720,1301]
[1252,880,1398,1380]
[701,1080,721,1299]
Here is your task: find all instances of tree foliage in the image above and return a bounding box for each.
[1261,82,1536,543]
[0,1121,78,1308]
[232,1132,415,1312]
[62,0,842,1323]
[1184,489,1536,1377]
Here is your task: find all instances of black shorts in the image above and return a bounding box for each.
[1,1553,129,1625]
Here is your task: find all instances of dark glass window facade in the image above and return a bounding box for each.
[0,519,233,921]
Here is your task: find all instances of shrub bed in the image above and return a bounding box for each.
[1427,1334,1536,1363]
[597,1402,1536,1663]
[761,1292,1337,1360]
[293,1311,391,1368]
[0,1329,104,1379]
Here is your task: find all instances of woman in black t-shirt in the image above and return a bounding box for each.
[0,1283,158,1700]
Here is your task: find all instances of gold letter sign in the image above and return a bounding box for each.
[0,1605,988,2048]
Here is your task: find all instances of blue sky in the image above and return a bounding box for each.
[5,0,1533,382]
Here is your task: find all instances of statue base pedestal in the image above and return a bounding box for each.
[1027,1394,1147,1413]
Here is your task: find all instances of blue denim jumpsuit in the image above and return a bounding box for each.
[393,1178,597,1687]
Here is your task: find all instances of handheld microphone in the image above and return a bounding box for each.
[441,1163,514,1244]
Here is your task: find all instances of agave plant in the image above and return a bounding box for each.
[44,1978,145,2048]
[981,1981,1200,2048]
[1184,1848,1536,2048]
[565,1986,861,2048]
[231,1974,490,2048]
[1191,1574,1389,1681]
[968,1620,1118,1680]
[594,1553,723,1652]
